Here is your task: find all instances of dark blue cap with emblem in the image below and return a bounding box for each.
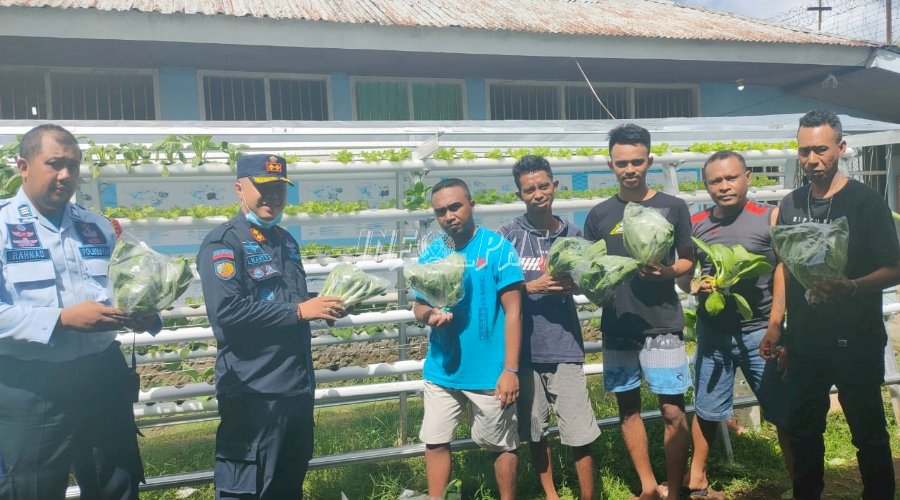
[236,154,293,186]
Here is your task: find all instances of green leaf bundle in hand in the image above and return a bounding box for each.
[572,254,640,305]
[546,237,606,277]
[404,253,466,310]
[109,236,194,315]
[623,202,673,265]
[770,217,849,305]
[319,263,389,308]
[692,237,773,320]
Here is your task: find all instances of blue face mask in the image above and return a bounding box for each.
[239,183,284,229]
[245,209,282,229]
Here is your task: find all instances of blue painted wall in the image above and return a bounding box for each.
[700,82,881,120]
[158,68,201,120]
[465,78,487,120]
[331,73,353,120]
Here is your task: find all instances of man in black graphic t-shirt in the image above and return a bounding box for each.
[760,111,900,500]
[583,124,695,500]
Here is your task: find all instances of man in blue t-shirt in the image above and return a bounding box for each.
[413,178,524,500]
[498,155,600,500]
[583,124,695,500]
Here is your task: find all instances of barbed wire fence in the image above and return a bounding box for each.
[769,0,898,44]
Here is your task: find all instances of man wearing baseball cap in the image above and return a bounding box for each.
[197,154,345,498]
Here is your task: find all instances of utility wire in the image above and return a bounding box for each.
[573,58,617,119]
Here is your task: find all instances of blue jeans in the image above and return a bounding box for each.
[787,345,894,500]
[693,325,788,427]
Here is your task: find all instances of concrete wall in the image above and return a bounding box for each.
[148,67,888,123]
[699,82,882,120]
[158,68,201,120]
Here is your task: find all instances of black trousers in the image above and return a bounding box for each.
[214,393,314,500]
[0,343,143,500]
[786,345,895,500]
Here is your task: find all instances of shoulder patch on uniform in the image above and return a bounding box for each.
[214,259,236,280]
[16,204,33,219]
[249,227,266,243]
[212,249,235,261]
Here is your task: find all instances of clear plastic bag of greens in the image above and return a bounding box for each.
[404,253,466,310]
[623,202,674,265]
[109,234,195,315]
[770,217,849,305]
[546,237,606,277]
[320,263,390,308]
[571,254,640,305]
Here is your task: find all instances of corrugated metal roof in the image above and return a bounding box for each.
[0,0,875,47]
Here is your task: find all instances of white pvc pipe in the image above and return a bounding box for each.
[79,149,829,179]
[113,189,791,229]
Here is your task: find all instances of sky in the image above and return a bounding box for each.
[674,0,821,20]
[675,0,895,43]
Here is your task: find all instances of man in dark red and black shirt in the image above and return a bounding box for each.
[678,151,791,497]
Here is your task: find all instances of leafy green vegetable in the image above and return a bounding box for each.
[691,237,773,320]
[319,263,389,308]
[770,217,849,304]
[683,307,697,342]
[404,253,466,310]
[572,255,640,305]
[623,202,673,265]
[0,164,22,199]
[546,237,606,277]
[109,236,194,315]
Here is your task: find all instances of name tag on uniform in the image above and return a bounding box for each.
[6,248,51,263]
[79,245,111,259]
[243,241,273,266]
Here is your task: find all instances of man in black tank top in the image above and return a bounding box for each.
[678,151,791,497]
[760,111,900,500]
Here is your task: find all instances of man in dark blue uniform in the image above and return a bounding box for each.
[197,154,344,499]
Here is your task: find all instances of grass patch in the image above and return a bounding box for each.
[137,378,900,499]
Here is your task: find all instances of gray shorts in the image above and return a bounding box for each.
[517,363,601,447]
[419,380,518,452]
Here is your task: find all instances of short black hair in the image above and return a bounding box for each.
[432,178,471,200]
[799,110,843,143]
[512,155,553,189]
[19,124,81,162]
[608,123,651,154]
[702,150,747,179]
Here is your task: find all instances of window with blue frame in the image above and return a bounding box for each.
[354,79,464,120]
[201,73,329,121]
[0,68,156,120]
[489,82,698,120]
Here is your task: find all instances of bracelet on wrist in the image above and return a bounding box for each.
[849,279,859,296]
[297,303,305,321]
[504,367,518,374]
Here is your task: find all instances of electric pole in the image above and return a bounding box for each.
[888,0,893,44]
[808,0,832,32]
